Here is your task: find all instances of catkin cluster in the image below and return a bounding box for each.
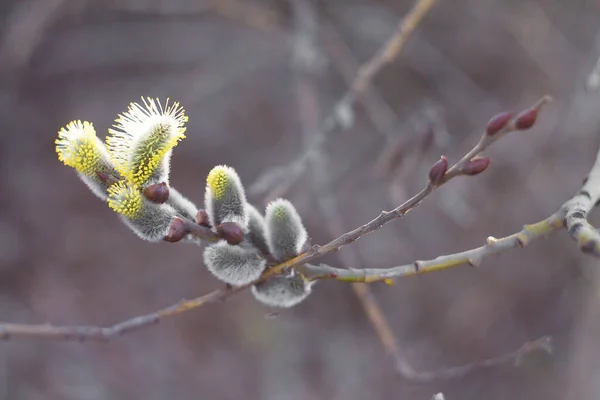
[55,97,314,308]
[203,166,314,307]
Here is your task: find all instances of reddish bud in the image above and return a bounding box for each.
[486,111,513,136]
[143,182,169,204]
[514,108,538,130]
[428,156,448,185]
[164,217,187,242]
[196,209,211,227]
[462,157,491,176]
[216,222,244,245]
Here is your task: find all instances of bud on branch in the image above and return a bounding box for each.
[217,222,245,245]
[486,111,513,136]
[144,182,170,204]
[462,157,491,176]
[428,156,448,185]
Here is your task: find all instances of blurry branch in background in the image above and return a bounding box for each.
[249,0,439,200]
[289,0,409,384]
[210,0,281,32]
[0,0,69,76]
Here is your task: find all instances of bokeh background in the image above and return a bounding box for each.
[1,0,600,399]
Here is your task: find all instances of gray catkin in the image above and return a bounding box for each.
[251,275,314,308]
[119,200,177,242]
[265,198,307,261]
[204,166,248,229]
[203,241,266,285]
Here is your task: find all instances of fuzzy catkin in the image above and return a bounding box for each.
[203,241,266,286]
[204,165,248,229]
[265,198,307,261]
[252,275,314,308]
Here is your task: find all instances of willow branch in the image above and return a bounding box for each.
[298,212,565,283]
[0,212,560,343]
[0,285,246,342]
[261,96,553,277]
[0,96,556,342]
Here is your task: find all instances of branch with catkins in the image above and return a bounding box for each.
[2,92,594,346]
[6,85,600,386]
[4,0,600,388]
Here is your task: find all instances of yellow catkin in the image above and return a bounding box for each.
[272,204,288,220]
[107,97,187,186]
[55,120,102,176]
[107,181,144,218]
[206,166,233,199]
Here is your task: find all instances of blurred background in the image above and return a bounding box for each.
[1,0,600,399]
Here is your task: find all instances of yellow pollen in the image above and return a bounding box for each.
[107,181,144,218]
[206,167,232,199]
[55,120,102,176]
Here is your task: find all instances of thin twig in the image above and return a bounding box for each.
[393,335,552,383]
[0,213,560,342]
[249,0,439,197]
[298,212,565,282]
[259,97,552,277]
[0,285,245,342]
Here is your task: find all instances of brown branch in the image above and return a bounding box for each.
[395,336,552,383]
[298,211,565,282]
[0,97,556,342]
[0,285,245,342]
[562,146,600,256]
[353,282,552,383]
[248,0,439,198]
[0,210,560,343]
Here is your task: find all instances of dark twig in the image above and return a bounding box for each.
[0,285,244,342]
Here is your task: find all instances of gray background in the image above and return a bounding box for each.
[1,0,600,399]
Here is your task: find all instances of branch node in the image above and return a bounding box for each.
[485,236,498,245]
[413,261,421,273]
[467,258,482,267]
